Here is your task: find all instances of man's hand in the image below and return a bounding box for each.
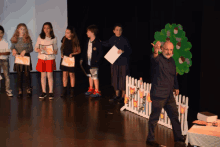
[151,41,161,54]
[174,89,179,96]
[12,49,17,56]
[20,50,26,57]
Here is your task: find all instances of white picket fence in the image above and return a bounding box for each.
[120,76,189,135]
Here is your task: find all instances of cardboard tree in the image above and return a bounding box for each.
[152,23,192,75]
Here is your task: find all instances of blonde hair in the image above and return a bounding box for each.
[10,23,32,43]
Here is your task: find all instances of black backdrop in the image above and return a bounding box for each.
[66,1,220,116]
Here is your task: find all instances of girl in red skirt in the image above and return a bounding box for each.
[35,22,58,99]
[60,26,81,97]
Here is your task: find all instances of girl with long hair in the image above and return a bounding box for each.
[10,23,33,97]
[35,22,58,100]
[60,26,81,97]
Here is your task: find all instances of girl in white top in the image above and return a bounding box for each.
[35,22,58,99]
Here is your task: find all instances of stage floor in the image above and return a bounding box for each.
[0,66,196,147]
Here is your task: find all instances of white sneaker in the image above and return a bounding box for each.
[6,90,13,97]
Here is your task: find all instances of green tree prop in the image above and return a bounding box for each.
[152,23,192,75]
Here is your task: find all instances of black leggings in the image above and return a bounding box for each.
[17,70,31,89]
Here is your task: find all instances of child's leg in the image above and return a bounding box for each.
[63,71,68,87]
[94,79,99,91]
[69,72,75,87]
[24,69,31,89]
[2,60,11,91]
[17,70,23,90]
[47,72,53,93]
[119,65,126,98]
[89,77,93,88]
[41,72,47,93]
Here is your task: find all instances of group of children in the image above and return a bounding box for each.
[0,23,131,101]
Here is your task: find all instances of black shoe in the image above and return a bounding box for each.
[39,93,47,99]
[174,141,186,147]
[70,87,74,98]
[146,140,160,147]
[49,93,54,100]
[61,87,67,97]
[109,95,119,102]
[117,97,124,104]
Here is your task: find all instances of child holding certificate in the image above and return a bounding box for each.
[102,23,132,102]
[0,25,13,97]
[35,22,58,99]
[80,25,102,97]
[60,26,81,97]
[10,23,33,97]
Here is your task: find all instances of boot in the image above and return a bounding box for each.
[27,86,32,97]
[70,87,74,98]
[61,87,67,97]
[18,88,22,98]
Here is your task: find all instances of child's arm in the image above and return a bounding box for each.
[121,38,132,57]
[53,37,58,54]
[25,40,33,53]
[96,41,103,65]
[34,36,41,52]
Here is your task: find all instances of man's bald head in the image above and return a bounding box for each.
[162,41,174,59]
[163,41,174,49]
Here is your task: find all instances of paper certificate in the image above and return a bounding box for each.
[15,55,30,65]
[39,44,54,55]
[104,45,121,64]
[61,56,75,67]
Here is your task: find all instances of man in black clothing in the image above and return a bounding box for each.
[146,41,186,147]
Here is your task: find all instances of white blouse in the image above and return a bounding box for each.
[34,36,58,60]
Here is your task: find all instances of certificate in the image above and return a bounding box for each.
[39,44,54,55]
[61,56,75,67]
[104,45,122,64]
[14,55,30,65]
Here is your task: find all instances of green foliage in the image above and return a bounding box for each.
[152,23,192,75]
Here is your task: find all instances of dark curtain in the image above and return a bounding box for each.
[66,2,220,115]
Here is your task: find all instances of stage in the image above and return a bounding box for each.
[0,65,196,147]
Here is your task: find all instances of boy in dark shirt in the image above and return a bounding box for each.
[80,25,102,97]
[102,24,132,102]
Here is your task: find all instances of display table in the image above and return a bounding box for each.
[185,119,220,147]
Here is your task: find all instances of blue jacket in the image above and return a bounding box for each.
[150,53,179,98]
[102,35,132,65]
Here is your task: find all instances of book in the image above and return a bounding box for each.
[197,112,218,122]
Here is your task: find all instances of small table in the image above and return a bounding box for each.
[185,119,220,147]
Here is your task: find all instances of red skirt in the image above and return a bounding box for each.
[36,59,56,72]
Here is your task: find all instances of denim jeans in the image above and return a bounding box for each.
[0,59,11,92]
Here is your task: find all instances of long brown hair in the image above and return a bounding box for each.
[61,26,81,54]
[10,23,32,43]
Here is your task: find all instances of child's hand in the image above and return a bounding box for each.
[117,49,123,54]
[53,50,57,54]
[69,54,72,58]
[12,49,17,56]
[36,48,41,53]
[61,55,64,58]
[20,50,26,57]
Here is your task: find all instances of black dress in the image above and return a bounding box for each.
[60,38,75,72]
